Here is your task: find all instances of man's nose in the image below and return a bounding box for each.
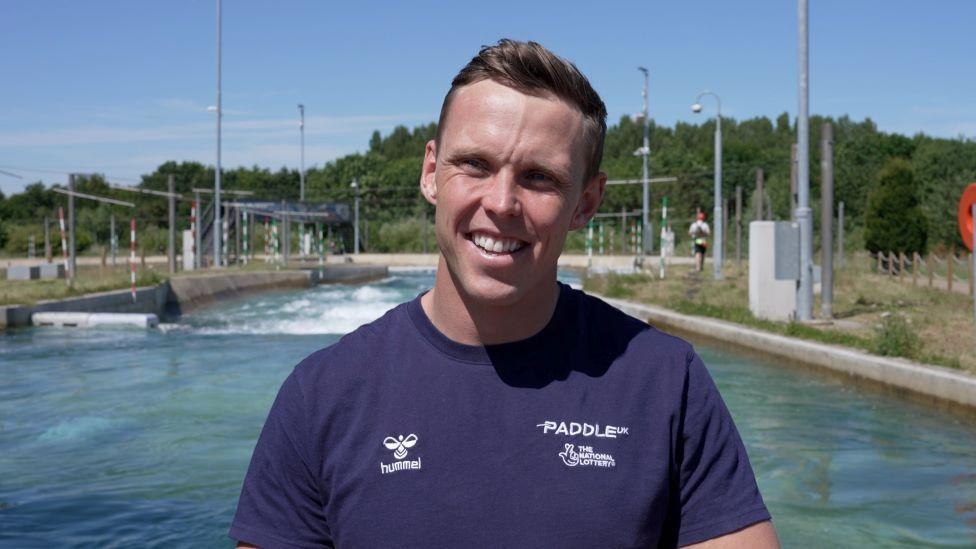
[483,170,521,217]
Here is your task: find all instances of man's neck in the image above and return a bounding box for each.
[420,258,560,346]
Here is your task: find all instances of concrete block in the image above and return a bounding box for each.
[38,263,65,279]
[7,265,40,280]
[749,221,797,320]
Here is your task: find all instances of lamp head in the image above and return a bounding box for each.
[691,103,703,114]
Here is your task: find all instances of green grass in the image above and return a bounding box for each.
[583,253,975,373]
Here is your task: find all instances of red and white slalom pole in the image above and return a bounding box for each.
[129,218,137,303]
[58,207,69,281]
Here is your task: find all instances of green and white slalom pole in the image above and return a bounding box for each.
[241,210,249,266]
[317,223,324,266]
[598,222,605,256]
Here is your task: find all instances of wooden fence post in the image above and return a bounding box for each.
[899,253,906,281]
[927,254,933,287]
[888,251,895,276]
[948,247,955,292]
[912,252,919,286]
[877,252,882,273]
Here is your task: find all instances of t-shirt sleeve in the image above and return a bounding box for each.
[675,351,770,546]
[229,371,333,548]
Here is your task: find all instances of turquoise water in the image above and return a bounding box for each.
[1,269,975,547]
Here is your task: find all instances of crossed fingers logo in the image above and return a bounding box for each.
[383,434,418,460]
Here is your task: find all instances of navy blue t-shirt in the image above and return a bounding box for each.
[230,284,770,548]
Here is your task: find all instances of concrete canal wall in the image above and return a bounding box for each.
[0,264,388,329]
[600,295,976,412]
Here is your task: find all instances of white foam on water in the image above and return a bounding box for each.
[38,416,121,442]
[389,266,436,274]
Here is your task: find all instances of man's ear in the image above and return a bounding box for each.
[569,171,607,230]
[419,140,438,205]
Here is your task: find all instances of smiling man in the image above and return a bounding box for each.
[231,39,778,548]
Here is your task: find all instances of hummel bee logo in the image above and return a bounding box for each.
[379,434,422,475]
[382,434,418,460]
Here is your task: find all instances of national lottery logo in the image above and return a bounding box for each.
[558,443,616,468]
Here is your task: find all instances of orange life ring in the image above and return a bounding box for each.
[959,183,976,252]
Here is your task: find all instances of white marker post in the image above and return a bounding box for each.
[58,207,69,284]
[129,218,137,303]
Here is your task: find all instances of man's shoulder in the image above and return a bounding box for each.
[290,299,415,385]
[570,286,695,363]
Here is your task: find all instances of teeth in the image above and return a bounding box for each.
[472,233,523,254]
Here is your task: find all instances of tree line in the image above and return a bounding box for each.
[0,114,973,256]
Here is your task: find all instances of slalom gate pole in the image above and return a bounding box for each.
[58,207,69,284]
[190,202,197,270]
[129,218,137,302]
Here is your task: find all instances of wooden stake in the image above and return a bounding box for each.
[912,252,918,286]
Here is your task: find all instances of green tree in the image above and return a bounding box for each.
[864,158,927,254]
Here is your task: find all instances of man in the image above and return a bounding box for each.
[689,212,711,273]
[230,39,778,548]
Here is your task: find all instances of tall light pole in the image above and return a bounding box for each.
[692,90,723,279]
[796,0,814,320]
[298,104,305,202]
[213,0,223,267]
[637,67,651,261]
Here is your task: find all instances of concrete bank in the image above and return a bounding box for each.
[600,295,976,411]
[0,264,388,329]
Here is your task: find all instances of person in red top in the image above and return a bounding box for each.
[689,211,711,273]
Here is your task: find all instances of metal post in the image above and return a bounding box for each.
[235,206,241,265]
[68,174,76,280]
[820,123,834,319]
[213,0,223,268]
[298,104,305,202]
[638,67,651,260]
[795,0,813,321]
[352,178,360,254]
[167,174,176,273]
[838,201,845,268]
[111,214,117,266]
[44,216,51,263]
[790,144,798,220]
[282,200,290,265]
[714,104,723,279]
[755,168,764,221]
[194,191,202,269]
[735,186,742,265]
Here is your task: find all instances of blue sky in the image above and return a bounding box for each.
[1,0,973,195]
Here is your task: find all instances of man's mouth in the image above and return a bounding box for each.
[467,232,528,255]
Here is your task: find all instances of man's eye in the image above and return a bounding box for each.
[461,159,486,171]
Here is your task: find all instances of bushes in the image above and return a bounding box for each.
[864,158,928,255]
[872,313,921,359]
[372,218,437,253]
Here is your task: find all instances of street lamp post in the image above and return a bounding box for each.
[796,0,814,320]
[637,67,651,262]
[298,104,305,202]
[692,91,723,280]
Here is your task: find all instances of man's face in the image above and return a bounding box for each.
[420,79,605,307]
